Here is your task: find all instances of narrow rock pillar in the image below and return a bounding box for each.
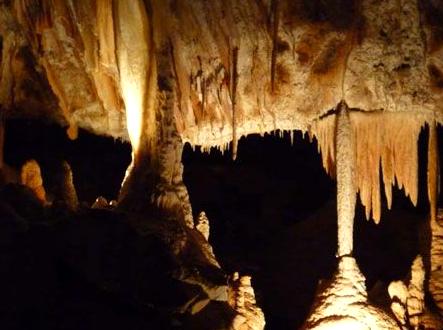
[428,121,443,313]
[0,117,4,170]
[115,0,158,209]
[335,101,356,257]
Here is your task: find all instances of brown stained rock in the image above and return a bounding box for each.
[229,272,266,330]
[59,161,78,211]
[430,210,443,315]
[389,255,443,329]
[0,0,441,148]
[20,159,47,204]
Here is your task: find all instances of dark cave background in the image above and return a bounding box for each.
[1,119,442,329]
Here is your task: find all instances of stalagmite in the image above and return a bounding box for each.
[388,280,408,327]
[91,196,109,209]
[310,114,336,177]
[196,211,210,241]
[407,256,425,328]
[194,211,220,268]
[303,102,398,329]
[0,118,3,170]
[429,197,443,311]
[59,161,79,211]
[388,255,443,329]
[229,273,266,330]
[20,159,46,204]
[303,256,398,329]
[428,121,439,224]
[231,46,239,161]
[427,121,443,315]
[335,102,355,257]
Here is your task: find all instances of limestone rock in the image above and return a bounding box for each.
[0,0,441,146]
[59,161,78,211]
[303,257,399,330]
[388,255,443,329]
[91,196,109,209]
[229,272,265,330]
[196,211,210,241]
[388,281,408,327]
[193,211,220,269]
[20,159,46,204]
[430,209,443,315]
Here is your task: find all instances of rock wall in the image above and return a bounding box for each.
[0,0,442,143]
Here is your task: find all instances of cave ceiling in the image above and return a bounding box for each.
[0,0,442,141]
[0,0,443,222]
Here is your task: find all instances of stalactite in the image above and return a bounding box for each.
[352,113,382,222]
[313,111,423,223]
[231,46,239,160]
[335,102,355,257]
[0,117,3,170]
[428,121,438,223]
[310,114,336,176]
[352,112,422,223]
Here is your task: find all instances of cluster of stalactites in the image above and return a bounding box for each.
[311,111,436,223]
[197,129,300,156]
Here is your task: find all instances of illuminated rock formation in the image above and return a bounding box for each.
[1,0,443,328]
[91,196,109,209]
[304,257,398,330]
[229,272,266,330]
[59,161,78,211]
[0,0,441,222]
[303,102,399,329]
[430,210,443,315]
[20,159,46,204]
[196,211,210,241]
[388,256,443,329]
[427,121,443,316]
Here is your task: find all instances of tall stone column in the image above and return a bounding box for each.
[336,101,356,257]
[115,0,158,209]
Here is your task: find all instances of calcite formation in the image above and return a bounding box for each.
[303,257,398,329]
[0,0,441,222]
[20,159,46,204]
[388,256,443,329]
[430,209,443,315]
[229,272,266,330]
[1,0,443,328]
[61,161,79,209]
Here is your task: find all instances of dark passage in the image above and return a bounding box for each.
[0,120,440,330]
[3,119,131,203]
[183,129,435,329]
